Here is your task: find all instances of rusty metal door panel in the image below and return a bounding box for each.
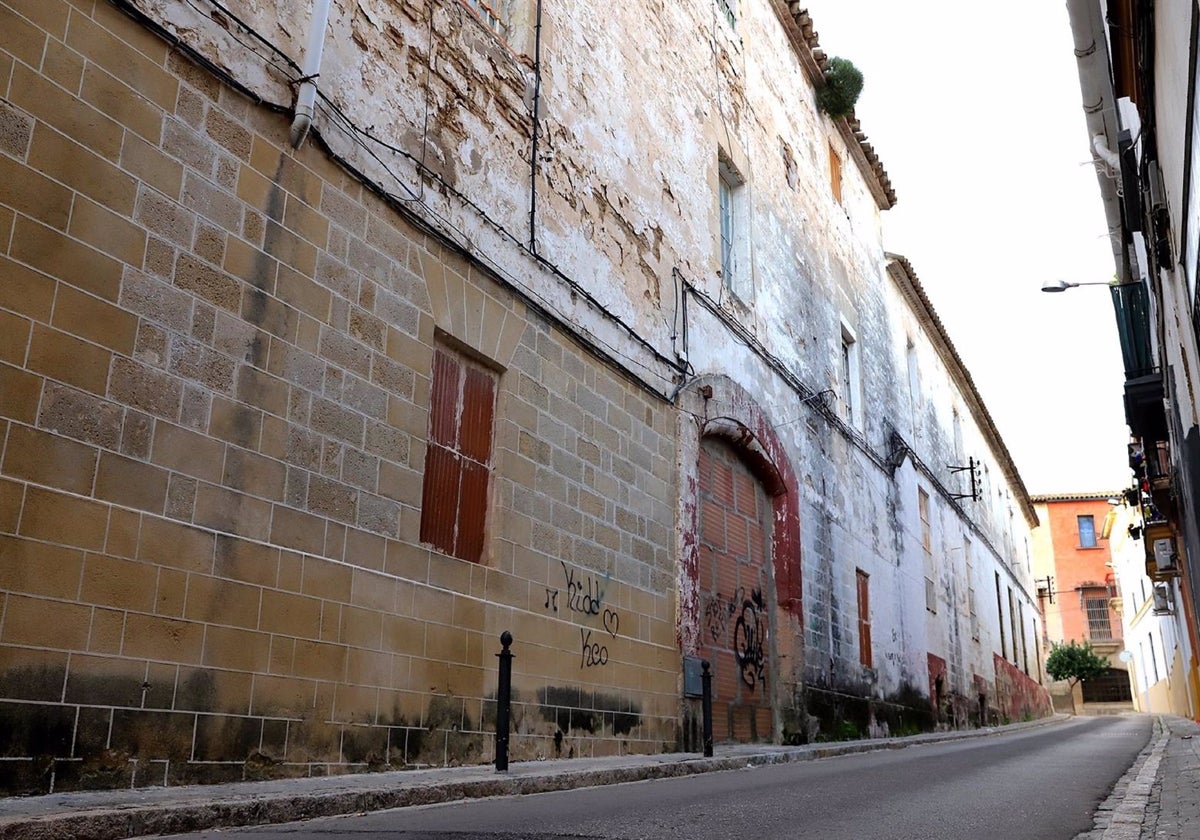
[696,437,774,743]
[420,442,461,555]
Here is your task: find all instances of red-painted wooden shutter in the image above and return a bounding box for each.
[419,347,495,563]
[856,569,872,668]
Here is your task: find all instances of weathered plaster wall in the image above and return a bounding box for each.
[0,0,1048,789]
[0,0,678,793]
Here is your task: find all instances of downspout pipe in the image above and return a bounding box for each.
[1066,0,1126,278]
[1093,133,1120,170]
[290,0,332,149]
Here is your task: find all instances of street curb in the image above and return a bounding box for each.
[0,714,1069,840]
[1072,715,1165,840]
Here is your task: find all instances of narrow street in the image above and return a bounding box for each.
[162,716,1151,840]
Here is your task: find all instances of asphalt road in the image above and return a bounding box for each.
[163,715,1151,840]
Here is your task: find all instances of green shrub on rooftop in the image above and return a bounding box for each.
[817,57,864,120]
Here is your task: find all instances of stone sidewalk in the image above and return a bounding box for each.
[0,713,1168,840]
[1138,716,1200,839]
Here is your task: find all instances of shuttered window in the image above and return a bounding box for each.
[420,346,496,563]
[829,142,843,204]
[856,569,872,668]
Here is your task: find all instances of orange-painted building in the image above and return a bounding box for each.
[1032,493,1132,710]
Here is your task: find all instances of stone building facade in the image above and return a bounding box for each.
[0,0,1046,793]
[1032,493,1133,712]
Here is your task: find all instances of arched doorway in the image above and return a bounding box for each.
[697,436,775,741]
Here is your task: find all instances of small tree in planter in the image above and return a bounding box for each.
[816,57,864,120]
[1045,640,1108,715]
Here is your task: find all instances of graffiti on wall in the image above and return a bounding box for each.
[701,586,768,692]
[544,562,621,668]
[733,589,767,690]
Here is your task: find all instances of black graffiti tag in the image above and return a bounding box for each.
[733,588,767,691]
[703,586,746,645]
[561,561,605,616]
[580,627,609,668]
[703,594,728,644]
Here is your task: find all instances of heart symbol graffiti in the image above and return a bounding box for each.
[602,608,620,638]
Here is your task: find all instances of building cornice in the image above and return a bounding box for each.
[1031,492,1124,504]
[886,254,1038,528]
[767,2,897,210]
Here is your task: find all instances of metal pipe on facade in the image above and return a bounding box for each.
[290,0,333,149]
[1065,0,1126,277]
[528,0,545,252]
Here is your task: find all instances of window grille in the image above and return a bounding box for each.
[1085,596,1113,641]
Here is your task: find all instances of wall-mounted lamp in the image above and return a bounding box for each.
[1040,279,1116,293]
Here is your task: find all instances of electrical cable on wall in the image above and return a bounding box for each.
[110,0,686,402]
[109,0,1035,595]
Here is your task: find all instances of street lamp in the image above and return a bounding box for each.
[1040,279,1116,293]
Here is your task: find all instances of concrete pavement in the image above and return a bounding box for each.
[0,713,1180,840]
[1138,716,1200,839]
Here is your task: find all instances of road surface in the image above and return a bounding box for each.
[163,715,1151,840]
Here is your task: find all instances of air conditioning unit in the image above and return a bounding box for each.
[1144,521,1179,579]
[1148,160,1167,212]
[1153,536,1177,573]
[1153,582,1173,615]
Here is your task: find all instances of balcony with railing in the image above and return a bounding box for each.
[1110,281,1167,439]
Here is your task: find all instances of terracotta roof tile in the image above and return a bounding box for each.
[775,4,897,209]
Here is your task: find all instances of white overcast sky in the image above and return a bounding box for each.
[803,0,1132,495]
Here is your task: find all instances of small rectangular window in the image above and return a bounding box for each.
[719,174,735,285]
[717,154,749,300]
[995,572,1007,659]
[1078,515,1097,548]
[1008,586,1019,664]
[420,346,497,563]
[1018,601,1028,674]
[461,0,506,36]
[716,0,736,28]
[965,539,978,641]
[829,142,843,204]
[924,575,936,614]
[856,569,872,668]
[918,488,931,553]
[906,339,920,412]
[840,328,859,426]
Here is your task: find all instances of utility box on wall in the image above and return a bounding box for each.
[683,656,704,698]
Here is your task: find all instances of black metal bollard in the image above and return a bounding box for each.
[701,659,713,757]
[495,630,514,772]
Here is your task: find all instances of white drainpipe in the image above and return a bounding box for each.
[1065,0,1125,274]
[1093,133,1120,171]
[289,0,332,149]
